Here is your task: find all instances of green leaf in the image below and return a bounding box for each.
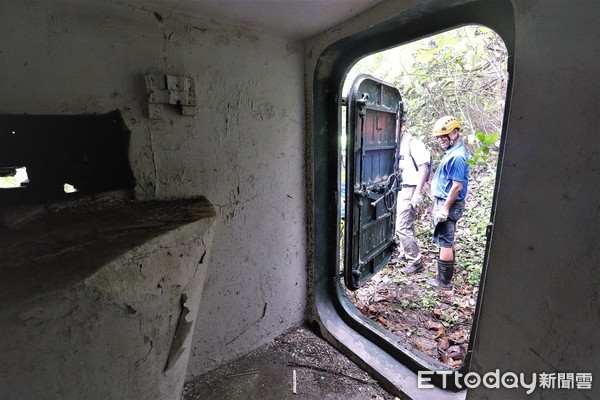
[484,133,499,144]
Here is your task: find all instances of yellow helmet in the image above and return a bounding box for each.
[432,116,462,136]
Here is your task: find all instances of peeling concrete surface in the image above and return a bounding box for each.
[1,1,597,399]
[0,0,307,382]
[0,195,216,400]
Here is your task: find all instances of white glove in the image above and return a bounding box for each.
[435,208,449,223]
[410,194,423,209]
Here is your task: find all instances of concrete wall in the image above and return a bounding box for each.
[3,0,598,397]
[306,0,599,398]
[0,0,306,380]
[0,197,216,400]
[469,1,599,398]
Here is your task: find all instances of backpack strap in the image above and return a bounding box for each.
[408,137,419,172]
[408,136,432,182]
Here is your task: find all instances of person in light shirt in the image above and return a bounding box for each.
[397,117,431,274]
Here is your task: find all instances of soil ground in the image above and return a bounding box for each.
[343,175,491,370]
[183,326,398,400]
[345,237,478,370]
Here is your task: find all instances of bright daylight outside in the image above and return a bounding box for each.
[0,167,28,188]
[340,25,508,369]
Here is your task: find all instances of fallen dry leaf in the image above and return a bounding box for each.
[344,234,480,369]
[448,330,468,344]
[376,317,391,328]
[447,345,466,360]
[426,320,445,330]
[437,337,451,351]
[440,351,449,363]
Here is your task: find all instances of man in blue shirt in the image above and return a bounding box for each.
[427,116,469,289]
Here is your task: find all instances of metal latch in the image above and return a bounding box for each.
[144,74,197,119]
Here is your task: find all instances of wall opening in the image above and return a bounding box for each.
[0,111,135,207]
[310,0,514,395]
[0,166,29,188]
[339,25,508,374]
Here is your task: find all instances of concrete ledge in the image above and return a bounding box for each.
[0,196,216,400]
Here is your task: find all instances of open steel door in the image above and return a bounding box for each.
[344,74,403,290]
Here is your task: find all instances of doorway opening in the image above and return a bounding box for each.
[338,25,508,372]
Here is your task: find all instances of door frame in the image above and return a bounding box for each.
[308,0,514,396]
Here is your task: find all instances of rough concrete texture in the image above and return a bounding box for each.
[1,0,597,399]
[0,1,307,379]
[0,194,216,400]
[183,326,399,400]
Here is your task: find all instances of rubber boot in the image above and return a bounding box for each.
[426,259,454,289]
[431,249,456,272]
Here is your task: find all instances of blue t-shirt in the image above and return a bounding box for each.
[431,142,469,201]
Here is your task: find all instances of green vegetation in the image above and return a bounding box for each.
[467,132,500,167]
[348,25,507,162]
[420,289,439,311]
[347,25,507,287]
[457,171,496,286]
[344,26,508,367]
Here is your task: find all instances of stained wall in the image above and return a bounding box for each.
[0,0,307,380]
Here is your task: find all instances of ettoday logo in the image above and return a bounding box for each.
[418,370,592,394]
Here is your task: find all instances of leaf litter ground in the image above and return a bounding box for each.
[344,205,482,370]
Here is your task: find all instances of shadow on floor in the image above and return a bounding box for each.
[183,325,399,400]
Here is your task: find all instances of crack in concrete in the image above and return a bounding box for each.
[225,302,267,346]
[147,125,158,198]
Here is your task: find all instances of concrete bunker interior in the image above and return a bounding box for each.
[0,113,217,398]
[1,0,598,399]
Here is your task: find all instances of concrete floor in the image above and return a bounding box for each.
[183,326,399,400]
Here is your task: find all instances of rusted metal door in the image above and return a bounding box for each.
[344,75,403,290]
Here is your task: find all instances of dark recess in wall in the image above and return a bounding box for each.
[0,110,135,206]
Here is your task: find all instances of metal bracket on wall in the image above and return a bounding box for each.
[144,74,197,119]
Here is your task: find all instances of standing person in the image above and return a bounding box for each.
[427,116,470,289]
[397,118,430,274]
